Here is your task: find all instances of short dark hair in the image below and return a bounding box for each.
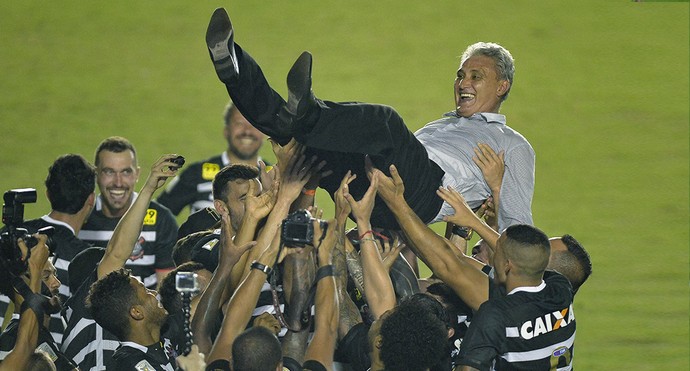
[86,268,136,340]
[45,154,96,214]
[425,282,471,325]
[172,230,215,266]
[503,224,551,277]
[211,164,259,201]
[94,136,137,166]
[552,234,592,294]
[158,262,206,315]
[379,302,447,371]
[232,327,282,371]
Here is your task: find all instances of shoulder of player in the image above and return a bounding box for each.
[186,154,224,168]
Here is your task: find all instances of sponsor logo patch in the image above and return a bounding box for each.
[202,163,221,180]
[143,209,157,225]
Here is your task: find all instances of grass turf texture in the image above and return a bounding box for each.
[0,1,687,369]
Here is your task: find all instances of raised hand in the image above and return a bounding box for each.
[343,175,378,224]
[218,210,256,266]
[334,171,355,225]
[379,232,405,272]
[278,153,325,204]
[436,186,481,228]
[244,177,277,223]
[270,138,303,175]
[365,156,404,204]
[143,154,183,192]
[473,143,505,194]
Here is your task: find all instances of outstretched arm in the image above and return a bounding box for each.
[437,187,499,250]
[192,211,254,354]
[370,162,489,311]
[98,155,179,278]
[343,173,396,319]
[303,219,339,370]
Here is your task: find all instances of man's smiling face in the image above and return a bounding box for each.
[454,55,509,117]
[96,150,140,218]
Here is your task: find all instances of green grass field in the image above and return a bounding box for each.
[0,1,687,369]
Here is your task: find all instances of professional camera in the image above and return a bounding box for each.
[281,209,327,247]
[0,188,53,277]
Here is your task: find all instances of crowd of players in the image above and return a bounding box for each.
[0,7,593,371]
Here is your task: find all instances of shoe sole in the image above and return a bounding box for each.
[286,51,313,116]
[206,8,234,64]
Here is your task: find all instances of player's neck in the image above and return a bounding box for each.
[225,150,258,167]
[47,210,87,236]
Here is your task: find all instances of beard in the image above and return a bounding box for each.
[45,293,62,315]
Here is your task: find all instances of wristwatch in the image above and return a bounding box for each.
[451,224,474,240]
[250,261,272,275]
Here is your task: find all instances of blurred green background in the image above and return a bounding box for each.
[0,1,687,369]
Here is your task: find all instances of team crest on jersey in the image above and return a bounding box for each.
[202,163,221,180]
[517,304,575,340]
[143,209,157,225]
[553,346,568,357]
[135,360,155,371]
[130,236,146,261]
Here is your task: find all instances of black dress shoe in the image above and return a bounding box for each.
[206,8,239,82]
[285,51,318,120]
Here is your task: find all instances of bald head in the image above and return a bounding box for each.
[547,235,592,294]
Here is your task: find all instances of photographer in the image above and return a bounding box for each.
[0,233,77,370]
[0,154,95,350]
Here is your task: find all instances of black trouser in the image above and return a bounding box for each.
[222,44,444,230]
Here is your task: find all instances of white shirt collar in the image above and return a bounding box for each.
[507,280,546,295]
[41,215,75,235]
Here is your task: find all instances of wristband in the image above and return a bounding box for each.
[359,237,377,244]
[358,230,374,239]
[250,261,272,275]
[315,265,335,282]
[302,188,316,196]
[358,229,390,242]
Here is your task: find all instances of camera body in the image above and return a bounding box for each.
[170,156,186,170]
[281,209,327,247]
[0,189,48,276]
[175,271,200,293]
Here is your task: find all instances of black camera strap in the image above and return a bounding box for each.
[12,275,47,320]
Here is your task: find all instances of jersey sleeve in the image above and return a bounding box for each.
[154,206,178,270]
[457,303,504,371]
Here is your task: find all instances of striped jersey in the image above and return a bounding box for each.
[458,271,576,370]
[61,269,119,371]
[78,195,177,289]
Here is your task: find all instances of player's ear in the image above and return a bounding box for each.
[213,200,228,215]
[496,80,510,98]
[130,304,145,321]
